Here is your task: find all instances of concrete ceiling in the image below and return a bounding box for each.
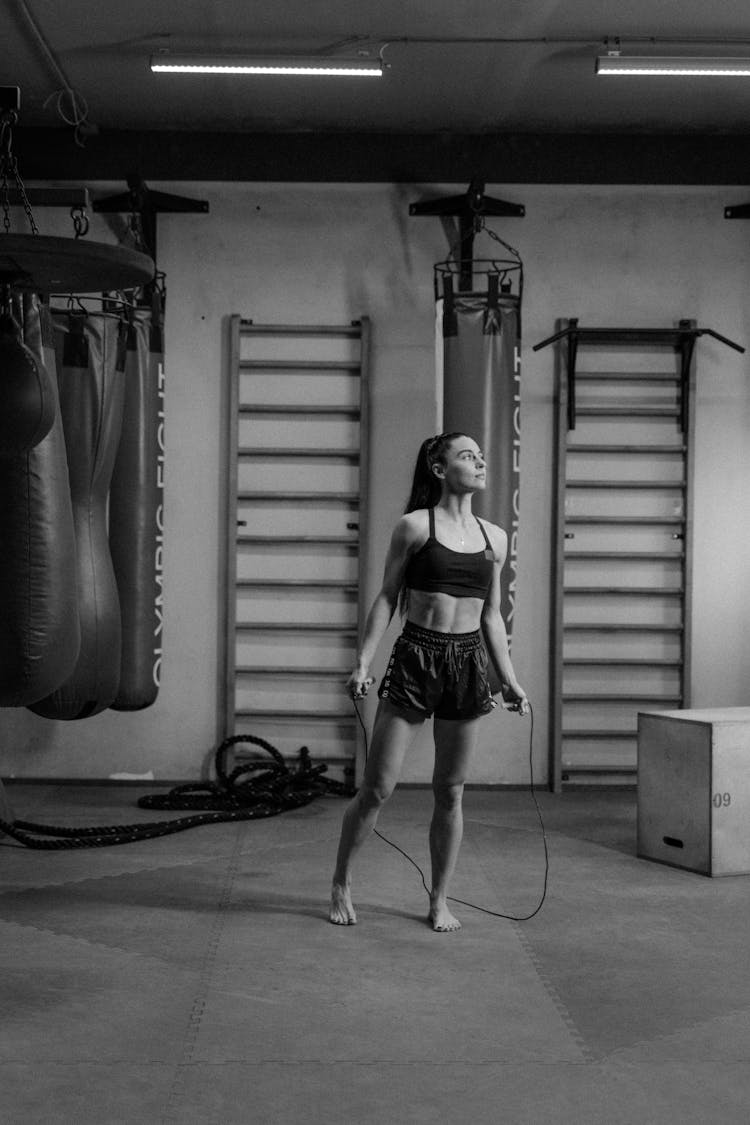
[4,0,750,137]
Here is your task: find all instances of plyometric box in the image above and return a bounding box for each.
[637,708,750,876]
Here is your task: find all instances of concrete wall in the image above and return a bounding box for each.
[2,182,749,783]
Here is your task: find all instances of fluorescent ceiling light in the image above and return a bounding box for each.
[150,54,382,77]
[596,55,750,77]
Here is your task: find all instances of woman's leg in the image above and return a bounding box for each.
[330,699,424,924]
[428,714,482,932]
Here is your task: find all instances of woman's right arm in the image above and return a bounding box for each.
[348,515,419,698]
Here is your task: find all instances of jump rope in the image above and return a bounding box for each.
[351,696,549,922]
[0,692,548,922]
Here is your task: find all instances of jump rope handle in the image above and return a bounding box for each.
[350,676,375,700]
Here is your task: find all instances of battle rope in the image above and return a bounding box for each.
[0,735,354,850]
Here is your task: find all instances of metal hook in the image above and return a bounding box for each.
[70,205,89,239]
[0,110,17,158]
[378,42,392,70]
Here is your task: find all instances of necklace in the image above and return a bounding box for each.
[438,510,471,547]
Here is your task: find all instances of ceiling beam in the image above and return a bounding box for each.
[14,127,750,184]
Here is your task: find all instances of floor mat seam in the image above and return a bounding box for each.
[159,822,244,1125]
[512,922,598,1064]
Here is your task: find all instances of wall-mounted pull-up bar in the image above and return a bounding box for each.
[533,321,745,431]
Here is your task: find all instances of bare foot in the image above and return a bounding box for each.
[428,898,461,933]
[329,882,357,925]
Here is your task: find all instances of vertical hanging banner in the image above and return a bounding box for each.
[109,292,165,710]
[440,274,522,648]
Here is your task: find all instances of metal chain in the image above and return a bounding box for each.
[483,220,522,263]
[0,112,14,234]
[9,151,38,234]
[129,211,146,251]
[1,165,10,234]
[0,109,38,235]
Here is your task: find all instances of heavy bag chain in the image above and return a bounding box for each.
[0,109,38,236]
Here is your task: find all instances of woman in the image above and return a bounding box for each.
[329,432,529,932]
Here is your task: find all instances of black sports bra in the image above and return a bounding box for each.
[404,509,495,600]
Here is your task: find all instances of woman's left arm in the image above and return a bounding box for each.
[480,524,529,715]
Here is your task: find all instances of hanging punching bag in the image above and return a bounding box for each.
[0,294,80,706]
[0,306,55,456]
[29,312,127,720]
[442,274,522,651]
[109,293,165,710]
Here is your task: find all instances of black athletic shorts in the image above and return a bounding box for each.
[378,621,496,721]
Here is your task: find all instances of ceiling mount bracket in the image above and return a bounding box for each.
[410,178,524,291]
[94,178,209,297]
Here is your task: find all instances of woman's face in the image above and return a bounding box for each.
[434,435,486,492]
